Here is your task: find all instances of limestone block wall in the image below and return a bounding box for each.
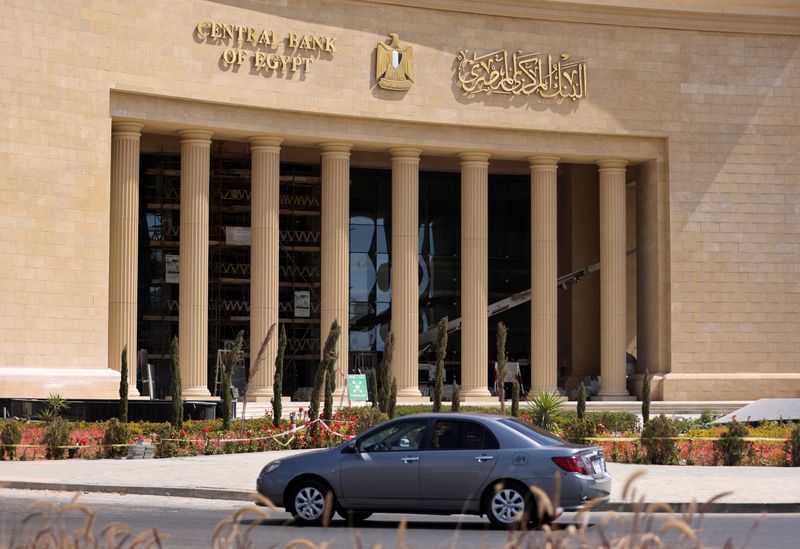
[0,0,798,399]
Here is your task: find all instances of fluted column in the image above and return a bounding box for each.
[460,152,491,400]
[529,155,559,394]
[248,136,282,401]
[390,147,423,401]
[178,129,214,398]
[320,142,351,392]
[597,158,632,399]
[109,122,143,397]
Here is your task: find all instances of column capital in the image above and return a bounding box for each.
[319,141,352,157]
[249,135,283,150]
[527,155,560,168]
[177,129,214,144]
[111,121,144,137]
[388,147,422,161]
[459,151,491,165]
[597,158,629,172]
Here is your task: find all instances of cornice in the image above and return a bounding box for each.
[359,0,800,36]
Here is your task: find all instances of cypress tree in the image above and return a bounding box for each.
[119,345,128,423]
[378,332,395,413]
[451,380,460,412]
[271,324,287,428]
[369,368,379,408]
[577,381,586,420]
[433,317,448,413]
[388,378,397,419]
[642,368,651,426]
[309,321,340,428]
[221,330,244,431]
[170,336,182,429]
[496,322,507,413]
[324,348,336,422]
[511,380,520,417]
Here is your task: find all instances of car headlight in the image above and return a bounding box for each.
[260,460,281,477]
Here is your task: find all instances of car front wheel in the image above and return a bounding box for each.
[484,481,534,529]
[289,479,335,526]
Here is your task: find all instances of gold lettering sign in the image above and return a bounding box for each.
[457,49,588,100]
[194,21,336,76]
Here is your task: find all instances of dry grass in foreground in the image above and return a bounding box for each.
[6,476,763,549]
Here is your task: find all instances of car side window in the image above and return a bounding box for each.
[358,420,427,453]
[432,420,499,450]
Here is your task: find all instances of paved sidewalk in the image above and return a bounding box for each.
[1,451,798,513]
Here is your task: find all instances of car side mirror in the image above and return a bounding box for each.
[342,441,358,454]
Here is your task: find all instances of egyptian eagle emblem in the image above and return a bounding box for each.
[376,33,414,91]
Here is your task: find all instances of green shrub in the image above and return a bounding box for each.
[641,369,651,426]
[562,417,596,445]
[640,414,679,464]
[576,382,586,420]
[583,411,639,433]
[354,407,388,433]
[272,324,287,428]
[511,380,520,417]
[715,419,749,466]
[153,423,179,458]
[451,382,460,412]
[1,420,24,460]
[791,424,800,467]
[433,317,447,413]
[43,417,71,460]
[525,391,565,432]
[103,418,130,459]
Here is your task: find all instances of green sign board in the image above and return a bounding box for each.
[347,374,369,402]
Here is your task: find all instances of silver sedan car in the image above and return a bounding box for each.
[256,413,610,528]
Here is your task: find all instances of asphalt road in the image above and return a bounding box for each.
[0,489,796,548]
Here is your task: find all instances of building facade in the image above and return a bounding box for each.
[1,0,799,401]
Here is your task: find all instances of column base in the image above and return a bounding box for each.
[181,386,214,399]
[461,396,495,403]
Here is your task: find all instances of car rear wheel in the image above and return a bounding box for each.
[484,481,534,529]
[289,479,335,526]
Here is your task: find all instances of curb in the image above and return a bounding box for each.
[0,481,253,502]
[596,501,800,514]
[3,481,800,513]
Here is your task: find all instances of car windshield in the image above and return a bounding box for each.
[499,418,566,446]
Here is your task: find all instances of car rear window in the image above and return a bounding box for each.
[499,418,565,446]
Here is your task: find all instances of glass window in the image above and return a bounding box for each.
[350,222,375,253]
[358,420,427,452]
[499,418,565,446]
[349,253,376,301]
[431,420,499,450]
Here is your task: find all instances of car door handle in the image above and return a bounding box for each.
[474,455,495,462]
[401,456,419,463]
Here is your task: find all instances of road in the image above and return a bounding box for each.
[0,489,795,548]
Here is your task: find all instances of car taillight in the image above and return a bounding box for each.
[552,456,590,475]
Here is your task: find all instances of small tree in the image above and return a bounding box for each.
[451,380,460,412]
[577,382,586,420]
[103,418,130,459]
[221,330,245,431]
[324,348,336,422]
[369,368,379,408]
[119,345,128,423]
[715,418,748,466]
[0,421,23,460]
[309,320,340,427]
[525,391,565,432]
[170,336,182,430]
[511,380,520,417]
[641,414,678,464]
[388,378,397,419]
[378,332,395,413]
[641,368,651,426]
[433,317,448,413]
[790,424,800,467]
[496,322,507,413]
[271,324,287,428]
